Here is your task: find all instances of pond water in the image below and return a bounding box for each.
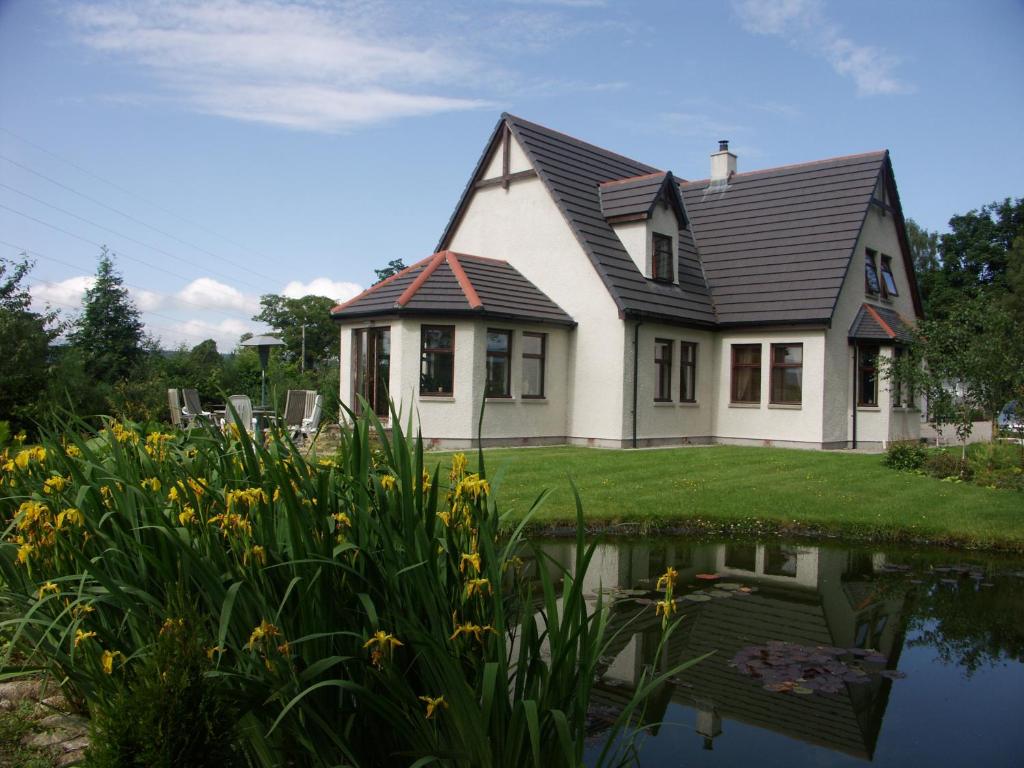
[531,537,1024,767]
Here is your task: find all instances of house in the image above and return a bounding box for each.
[331,114,922,450]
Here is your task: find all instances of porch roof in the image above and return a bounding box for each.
[330,250,575,327]
[848,303,914,343]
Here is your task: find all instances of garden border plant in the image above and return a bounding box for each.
[0,404,704,767]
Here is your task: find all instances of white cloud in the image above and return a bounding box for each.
[66,0,492,132]
[176,277,257,313]
[30,276,94,312]
[732,0,912,96]
[132,287,165,311]
[282,278,363,303]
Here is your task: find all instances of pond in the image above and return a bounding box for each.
[531,538,1024,767]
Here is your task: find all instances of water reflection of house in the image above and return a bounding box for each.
[539,540,908,761]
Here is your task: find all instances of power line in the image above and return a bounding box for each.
[0,125,282,271]
[0,202,195,283]
[0,181,269,293]
[0,153,280,283]
[0,238,267,321]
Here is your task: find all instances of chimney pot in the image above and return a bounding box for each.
[718,139,729,152]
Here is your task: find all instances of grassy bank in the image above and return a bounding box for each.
[427,445,1024,551]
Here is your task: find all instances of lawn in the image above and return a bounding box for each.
[425,445,1024,551]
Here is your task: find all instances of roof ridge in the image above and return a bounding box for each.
[863,303,896,339]
[396,252,446,307]
[446,252,484,310]
[502,112,660,174]
[682,150,887,187]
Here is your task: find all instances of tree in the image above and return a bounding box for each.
[373,259,406,284]
[886,292,1024,458]
[68,248,144,383]
[252,294,337,370]
[905,218,946,317]
[0,254,62,430]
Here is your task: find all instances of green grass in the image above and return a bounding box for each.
[426,445,1024,551]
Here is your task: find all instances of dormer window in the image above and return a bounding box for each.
[865,249,881,295]
[880,255,898,297]
[652,233,673,282]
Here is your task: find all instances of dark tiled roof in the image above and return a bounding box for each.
[330,251,574,326]
[848,303,914,343]
[681,153,888,326]
[438,114,718,327]
[598,172,687,226]
[435,114,920,328]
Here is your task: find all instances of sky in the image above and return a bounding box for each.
[1,0,1022,351]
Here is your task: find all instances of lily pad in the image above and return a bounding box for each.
[695,573,720,581]
[714,582,741,591]
[683,594,712,603]
[792,686,814,695]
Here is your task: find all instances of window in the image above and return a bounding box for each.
[420,325,454,396]
[865,249,881,295]
[485,329,512,398]
[652,233,673,282]
[654,339,673,401]
[857,345,879,406]
[521,332,546,398]
[680,342,697,402]
[880,255,899,297]
[770,343,803,404]
[731,344,761,404]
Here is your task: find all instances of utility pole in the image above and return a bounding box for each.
[301,325,306,372]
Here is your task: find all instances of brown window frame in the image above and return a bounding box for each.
[654,338,673,402]
[420,324,455,397]
[769,343,803,405]
[865,248,881,295]
[679,341,697,403]
[521,332,546,399]
[880,255,899,297]
[652,233,674,283]
[731,344,762,404]
[485,328,512,398]
[857,344,879,407]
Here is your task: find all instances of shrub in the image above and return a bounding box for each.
[883,440,928,471]
[0,410,701,766]
[924,451,973,480]
[86,608,240,768]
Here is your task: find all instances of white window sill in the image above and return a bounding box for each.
[857,406,881,412]
[678,401,699,408]
[484,397,515,403]
[653,401,675,407]
[729,402,761,409]
[520,398,548,404]
[768,403,802,410]
[420,395,455,402]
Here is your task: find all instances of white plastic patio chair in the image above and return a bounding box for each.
[225,394,256,434]
[298,394,323,443]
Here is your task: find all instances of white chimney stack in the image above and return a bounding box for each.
[710,139,736,181]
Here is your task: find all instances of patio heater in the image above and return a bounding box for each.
[240,335,286,407]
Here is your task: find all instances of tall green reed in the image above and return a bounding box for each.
[0,406,703,766]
